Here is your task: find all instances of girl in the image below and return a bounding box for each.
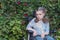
[26,7,54,40]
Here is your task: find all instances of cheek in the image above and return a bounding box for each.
[36,15,43,19]
[39,15,44,18]
[39,16,43,19]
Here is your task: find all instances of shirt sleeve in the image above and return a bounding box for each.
[26,18,34,30]
[45,22,50,33]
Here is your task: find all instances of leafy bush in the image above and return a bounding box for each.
[0,0,60,40]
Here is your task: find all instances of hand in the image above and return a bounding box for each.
[41,33,45,38]
[33,30,37,36]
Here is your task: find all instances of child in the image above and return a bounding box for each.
[26,7,54,40]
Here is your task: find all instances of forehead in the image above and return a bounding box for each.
[36,10,44,14]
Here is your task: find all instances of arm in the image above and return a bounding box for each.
[26,18,36,32]
[26,18,37,36]
[44,22,50,35]
[41,22,49,38]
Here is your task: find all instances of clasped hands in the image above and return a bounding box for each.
[33,30,45,38]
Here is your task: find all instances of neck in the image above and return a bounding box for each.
[35,18,42,23]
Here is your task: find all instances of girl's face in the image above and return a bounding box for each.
[36,10,45,20]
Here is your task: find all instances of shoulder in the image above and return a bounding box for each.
[30,18,36,22]
[43,21,49,25]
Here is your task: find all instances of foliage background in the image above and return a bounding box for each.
[0,0,60,40]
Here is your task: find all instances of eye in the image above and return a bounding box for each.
[39,14,42,15]
[36,14,42,15]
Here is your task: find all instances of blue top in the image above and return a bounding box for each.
[26,18,49,35]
